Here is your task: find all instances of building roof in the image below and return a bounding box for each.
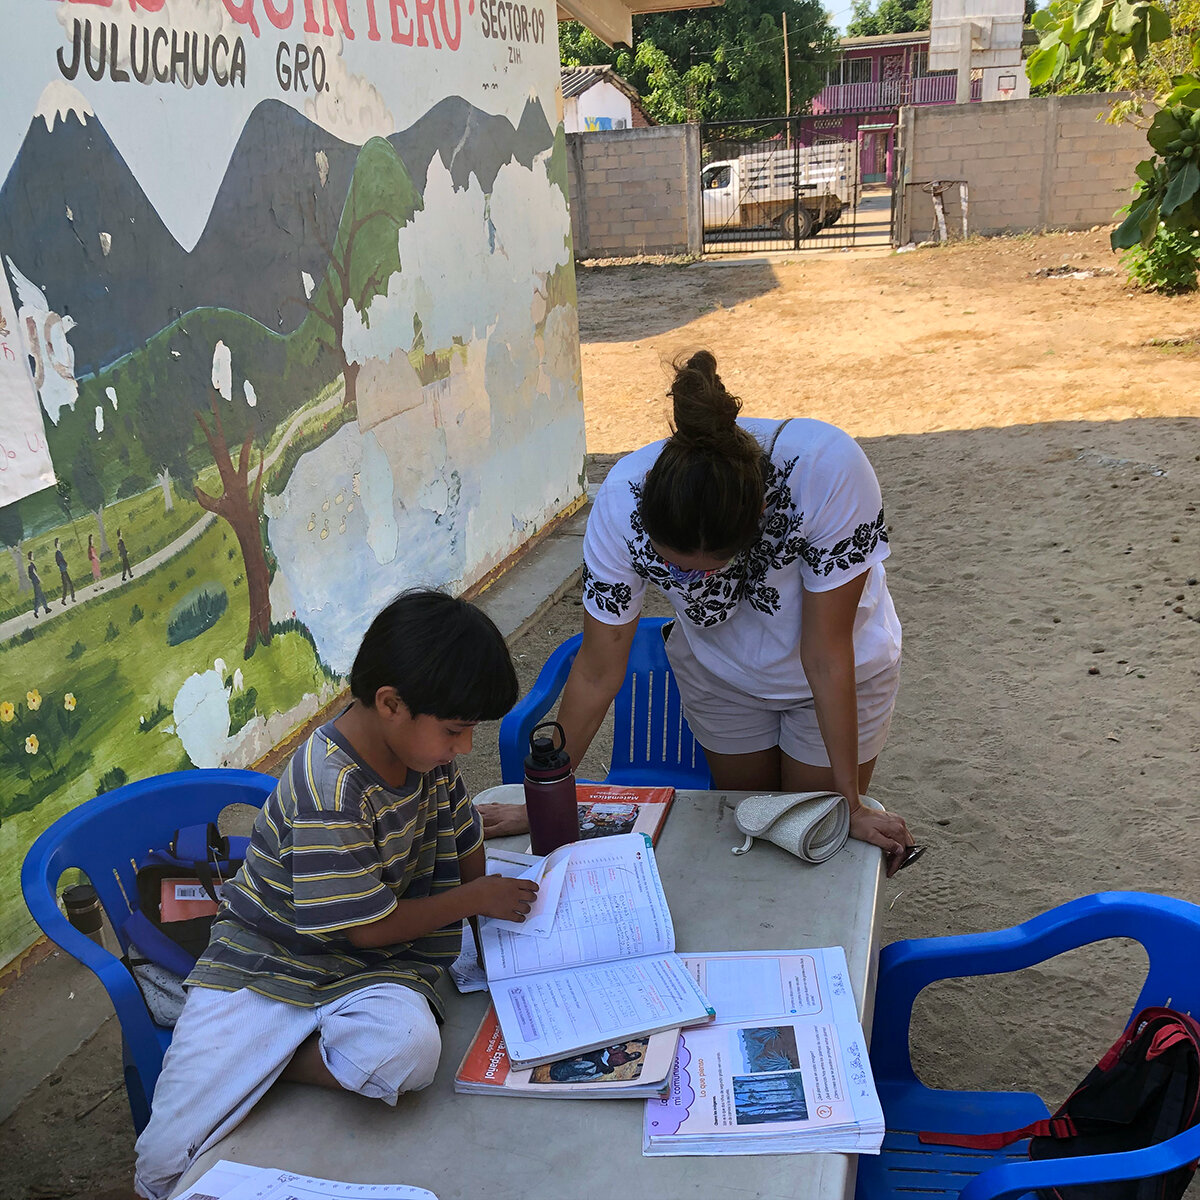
[560,64,642,104]
[557,0,722,50]
[839,29,932,50]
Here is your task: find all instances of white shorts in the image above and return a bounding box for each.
[134,983,441,1200]
[665,624,900,765]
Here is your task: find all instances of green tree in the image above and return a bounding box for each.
[72,438,111,557]
[560,0,838,123]
[846,0,931,38]
[0,500,27,593]
[1029,0,1200,289]
[299,137,421,410]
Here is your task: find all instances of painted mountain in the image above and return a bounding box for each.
[0,92,556,377]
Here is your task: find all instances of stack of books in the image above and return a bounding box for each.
[643,947,885,1155]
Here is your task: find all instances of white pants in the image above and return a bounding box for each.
[134,983,441,1200]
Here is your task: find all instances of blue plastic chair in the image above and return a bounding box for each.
[857,891,1200,1200]
[20,768,277,1133]
[499,617,713,788]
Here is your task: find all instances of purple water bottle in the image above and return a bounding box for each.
[524,721,580,856]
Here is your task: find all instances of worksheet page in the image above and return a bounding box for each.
[489,951,712,1068]
[479,833,674,982]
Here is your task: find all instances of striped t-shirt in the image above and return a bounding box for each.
[186,719,483,1013]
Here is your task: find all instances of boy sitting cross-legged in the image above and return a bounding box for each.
[135,589,538,1200]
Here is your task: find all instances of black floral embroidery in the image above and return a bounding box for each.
[580,563,634,617]
[801,509,888,577]
[619,456,807,627]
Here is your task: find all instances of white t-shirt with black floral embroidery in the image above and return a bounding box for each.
[581,418,902,701]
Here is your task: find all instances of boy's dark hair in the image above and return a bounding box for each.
[350,589,518,721]
[639,350,766,557]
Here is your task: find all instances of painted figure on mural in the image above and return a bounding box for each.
[88,533,102,592]
[54,537,76,605]
[117,528,133,581]
[26,551,50,618]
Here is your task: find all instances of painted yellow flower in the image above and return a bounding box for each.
[0,701,14,723]
[24,734,38,755]
[63,693,77,712]
[26,689,42,711]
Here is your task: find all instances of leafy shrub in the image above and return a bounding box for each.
[227,548,237,561]
[228,686,259,736]
[104,621,119,642]
[139,698,171,733]
[168,579,178,592]
[117,474,149,499]
[66,640,86,660]
[185,566,196,579]
[1121,227,1200,294]
[166,584,228,646]
[96,766,128,795]
[129,604,144,625]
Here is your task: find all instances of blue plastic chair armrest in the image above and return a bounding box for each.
[28,905,167,1094]
[498,636,581,783]
[871,893,1165,1082]
[958,1123,1200,1200]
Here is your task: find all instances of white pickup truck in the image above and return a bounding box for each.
[701,143,860,240]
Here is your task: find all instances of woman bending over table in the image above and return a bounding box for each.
[481,350,914,875]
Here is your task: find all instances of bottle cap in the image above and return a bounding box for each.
[525,721,570,776]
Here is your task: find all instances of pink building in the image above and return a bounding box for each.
[802,29,982,184]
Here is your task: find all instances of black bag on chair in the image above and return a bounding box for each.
[920,1006,1200,1200]
[118,823,248,1024]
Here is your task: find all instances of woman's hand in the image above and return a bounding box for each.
[849,805,913,878]
[477,802,530,839]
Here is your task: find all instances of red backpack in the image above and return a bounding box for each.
[920,1007,1200,1200]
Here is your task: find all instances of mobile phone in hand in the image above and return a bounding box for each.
[896,844,927,871]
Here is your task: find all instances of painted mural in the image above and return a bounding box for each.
[0,0,584,965]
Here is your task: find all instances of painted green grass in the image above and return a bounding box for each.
[0,518,337,961]
[0,487,207,624]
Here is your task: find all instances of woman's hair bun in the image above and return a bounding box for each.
[669,351,741,452]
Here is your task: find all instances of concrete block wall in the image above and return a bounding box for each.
[566,125,702,259]
[899,93,1148,242]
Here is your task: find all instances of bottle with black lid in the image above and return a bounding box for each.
[523,721,580,856]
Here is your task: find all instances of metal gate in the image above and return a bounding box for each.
[699,117,860,254]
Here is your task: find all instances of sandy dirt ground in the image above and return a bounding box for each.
[3,229,1199,1198]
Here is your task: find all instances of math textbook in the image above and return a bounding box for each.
[574,784,675,846]
[454,1004,679,1098]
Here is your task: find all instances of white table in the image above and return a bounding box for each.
[174,791,884,1200]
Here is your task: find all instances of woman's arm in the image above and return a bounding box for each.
[478,613,637,838]
[800,574,868,805]
[557,613,639,770]
[800,575,912,872]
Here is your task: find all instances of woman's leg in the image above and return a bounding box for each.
[780,755,879,795]
[702,745,783,792]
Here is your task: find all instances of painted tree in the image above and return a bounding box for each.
[298,137,422,410]
[72,438,111,558]
[193,374,272,658]
[0,500,27,593]
[1030,0,1200,289]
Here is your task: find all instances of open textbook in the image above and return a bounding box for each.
[643,948,885,1156]
[477,832,714,1069]
[454,1003,679,1098]
[177,1159,437,1198]
[451,786,676,994]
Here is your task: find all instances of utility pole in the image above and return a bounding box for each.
[783,12,791,146]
